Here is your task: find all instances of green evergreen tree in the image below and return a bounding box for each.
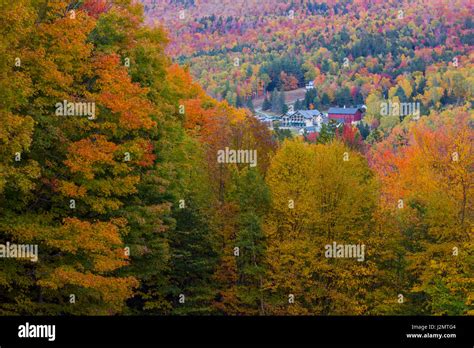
[262,96,271,111]
[357,122,370,140]
[317,119,339,144]
[279,89,287,114]
[271,89,280,113]
[294,99,302,110]
[246,97,255,111]
[335,86,352,106]
[321,92,331,106]
[228,168,270,314]
[304,89,318,108]
[169,199,219,314]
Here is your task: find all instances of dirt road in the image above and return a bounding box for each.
[253,87,307,109]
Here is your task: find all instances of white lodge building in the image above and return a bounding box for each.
[280,109,327,132]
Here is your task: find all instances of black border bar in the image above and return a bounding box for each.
[0,316,472,346]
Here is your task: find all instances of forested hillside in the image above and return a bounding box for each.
[143,0,473,118]
[0,0,472,316]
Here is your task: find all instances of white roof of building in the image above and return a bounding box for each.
[296,109,323,118]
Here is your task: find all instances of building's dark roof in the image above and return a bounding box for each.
[286,110,322,118]
[328,107,360,115]
[297,109,322,118]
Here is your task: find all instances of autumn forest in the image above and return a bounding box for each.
[0,0,472,317]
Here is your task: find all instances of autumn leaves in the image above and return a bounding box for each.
[262,140,381,314]
[0,0,472,317]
